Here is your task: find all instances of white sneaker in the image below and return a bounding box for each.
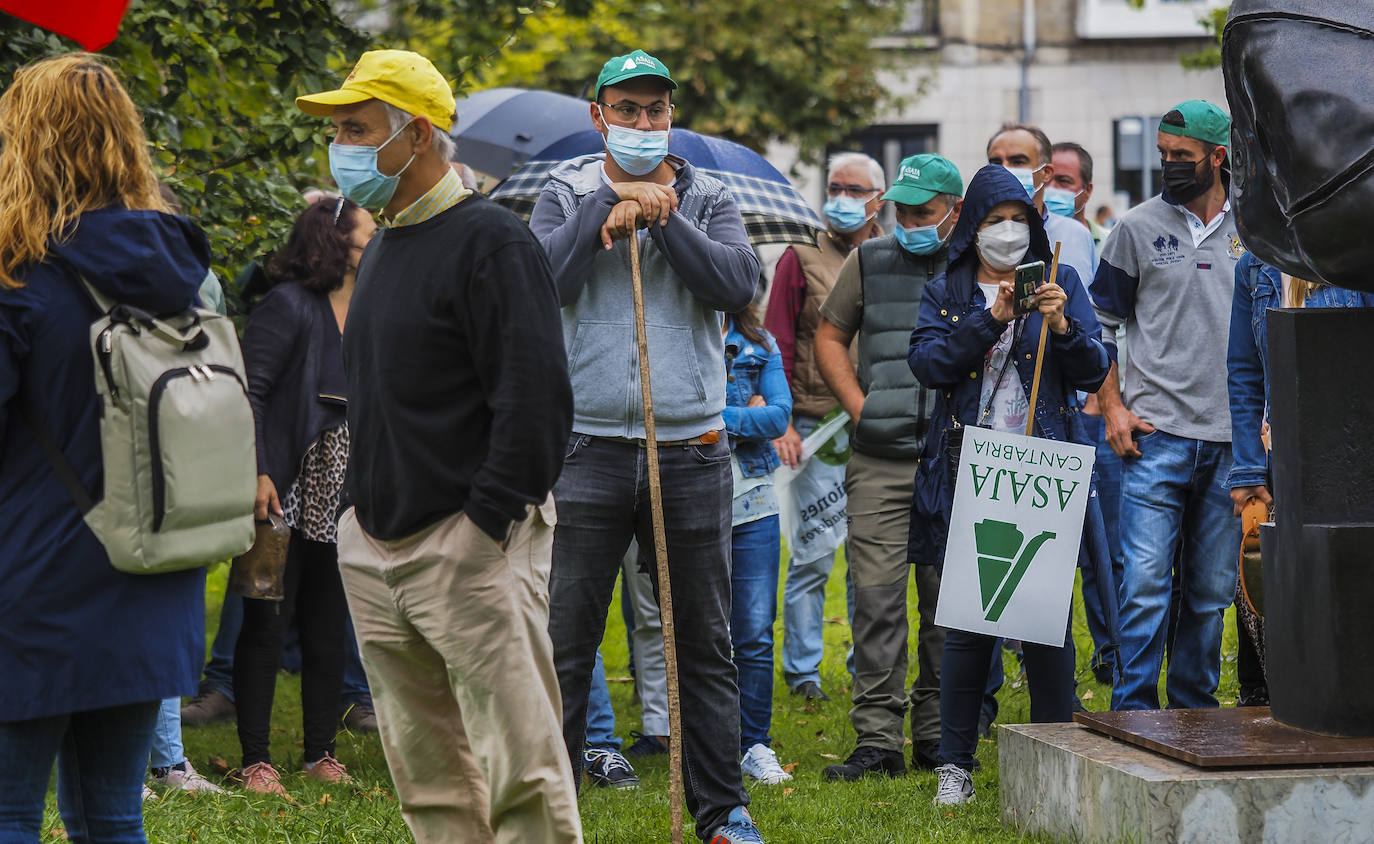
[933,763,975,805]
[740,743,792,784]
[153,760,225,794]
[141,784,157,802]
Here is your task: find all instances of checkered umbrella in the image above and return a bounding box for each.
[490,128,822,247]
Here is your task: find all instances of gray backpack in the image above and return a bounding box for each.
[25,267,257,574]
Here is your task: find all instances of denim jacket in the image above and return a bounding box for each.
[1225,252,1374,489]
[723,323,791,477]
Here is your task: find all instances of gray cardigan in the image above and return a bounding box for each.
[530,153,759,440]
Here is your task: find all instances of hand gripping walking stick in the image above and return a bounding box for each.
[1024,241,1063,438]
[628,233,686,843]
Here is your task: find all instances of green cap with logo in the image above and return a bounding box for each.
[881,154,963,206]
[595,49,678,99]
[1159,99,1230,147]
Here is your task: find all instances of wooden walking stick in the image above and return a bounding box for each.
[1024,241,1063,438]
[628,233,686,844]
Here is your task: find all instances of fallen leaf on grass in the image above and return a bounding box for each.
[607,676,634,683]
[48,830,67,840]
[782,762,799,773]
[795,720,808,726]
[824,617,846,624]
[317,794,332,806]
[783,787,795,796]
[819,752,839,760]
[873,802,891,807]
[1082,690,1094,700]
[208,756,231,775]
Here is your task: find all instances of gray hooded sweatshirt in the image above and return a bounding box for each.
[530,153,759,440]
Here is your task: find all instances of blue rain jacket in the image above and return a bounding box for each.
[0,207,210,722]
[723,322,791,477]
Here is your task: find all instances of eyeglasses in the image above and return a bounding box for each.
[826,182,881,199]
[598,101,675,126]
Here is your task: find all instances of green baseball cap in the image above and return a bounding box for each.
[595,49,677,99]
[881,154,963,206]
[1159,99,1230,147]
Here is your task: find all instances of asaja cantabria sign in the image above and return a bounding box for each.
[935,427,1096,647]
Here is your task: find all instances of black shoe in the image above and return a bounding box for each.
[583,748,640,789]
[791,681,829,702]
[822,745,906,781]
[340,699,378,732]
[1237,685,1270,707]
[179,689,235,726]
[910,739,941,771]
[1091,661,1115,686]
[624,731,668,758]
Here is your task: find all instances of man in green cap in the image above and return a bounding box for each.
[1090,98,1244,711]
[810,153,964,781]
[530,49,768,844]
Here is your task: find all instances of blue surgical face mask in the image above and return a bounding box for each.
[822,195,872,234]
[599,106,670,176]
[329,121,416,210]
[894,206,955,255]
[1044,186,1082,218]
[1004,163,1047,201]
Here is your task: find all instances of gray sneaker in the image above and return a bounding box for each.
[933,763,975,805]
[341,700,379,732]
[179,689,235,726]
[153,761,224,794]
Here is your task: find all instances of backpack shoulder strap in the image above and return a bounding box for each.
[19,393,95,514]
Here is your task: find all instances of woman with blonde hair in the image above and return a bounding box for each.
[0,55,212,837]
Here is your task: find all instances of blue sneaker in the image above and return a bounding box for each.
[709,806,764,844]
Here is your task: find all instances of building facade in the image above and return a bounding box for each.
[772,0,1229,220]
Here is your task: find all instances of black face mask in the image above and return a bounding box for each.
[1162,159,1214,204]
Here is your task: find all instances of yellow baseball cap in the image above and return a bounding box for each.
[296,50,457,132]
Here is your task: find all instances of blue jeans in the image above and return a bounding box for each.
[1113,430,1239,711]
[731,515,780,751]
[340,606,372,706]
[148,698,184,769]
[585,650,620,751]
[548,435,748,834]
[1081,412,1124,674]
[0,701,159,844]
[200,590,243,699]
[939,628,1074,771]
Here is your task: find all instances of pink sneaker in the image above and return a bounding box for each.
[303,752,352,784]
[240,761,290,797]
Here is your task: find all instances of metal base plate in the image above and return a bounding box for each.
[1074,707,1374,767]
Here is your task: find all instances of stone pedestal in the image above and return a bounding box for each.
[1000,723,1374,843]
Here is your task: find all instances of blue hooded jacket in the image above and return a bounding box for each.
[0,207,210,722]
[906,165,1110,568]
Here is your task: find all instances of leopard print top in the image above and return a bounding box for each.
[281,423,349,543]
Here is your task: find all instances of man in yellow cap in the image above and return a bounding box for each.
[298,50,583,843]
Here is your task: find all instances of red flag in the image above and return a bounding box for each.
[0,0,132,51]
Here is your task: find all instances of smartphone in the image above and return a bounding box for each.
[1013,261,1045,316]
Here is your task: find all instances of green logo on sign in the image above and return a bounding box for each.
[974,519,1056,622]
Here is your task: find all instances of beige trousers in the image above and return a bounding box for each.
[337,501,582,844]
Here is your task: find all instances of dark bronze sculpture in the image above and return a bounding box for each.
[1224,1,1374,738]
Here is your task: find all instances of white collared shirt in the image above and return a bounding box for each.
[1178,198,1231,248]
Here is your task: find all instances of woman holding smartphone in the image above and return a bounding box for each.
[907,164,1110,807]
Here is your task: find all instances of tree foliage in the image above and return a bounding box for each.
[1180,5,1228,71]
[478,0,913,164]
[0,0,369,284]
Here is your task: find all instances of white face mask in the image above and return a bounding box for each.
[977,220,1031,272]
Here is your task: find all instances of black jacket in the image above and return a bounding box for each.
[242,281,347,494]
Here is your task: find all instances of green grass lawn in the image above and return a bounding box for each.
[46,552,1241,842]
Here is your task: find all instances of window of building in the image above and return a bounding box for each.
[898,0,938,35]
[1113,116,1163,208]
